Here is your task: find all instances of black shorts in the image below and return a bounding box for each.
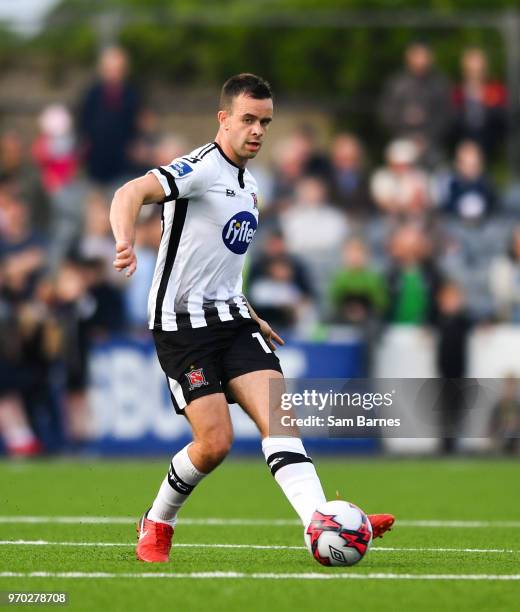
[153,318,283,414]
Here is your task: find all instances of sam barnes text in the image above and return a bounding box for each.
[280,415,401,427]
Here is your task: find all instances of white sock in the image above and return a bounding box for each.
[147,444,206,526]
[262,436,326,526]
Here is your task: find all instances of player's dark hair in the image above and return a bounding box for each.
[220,73,272,110]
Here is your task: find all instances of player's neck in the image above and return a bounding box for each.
[214,134,248,169]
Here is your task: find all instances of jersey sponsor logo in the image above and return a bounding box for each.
[185,368,208,390]
[222,211,258,254]
[169,159,193,177]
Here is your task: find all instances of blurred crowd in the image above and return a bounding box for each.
[1,43,519,455]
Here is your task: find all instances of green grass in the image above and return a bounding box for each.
[0,458,519,611]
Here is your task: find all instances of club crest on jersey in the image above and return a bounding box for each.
[251,192,258,209]
[169,159,193,177]
[185,368,208,390]
[222,211,258,254]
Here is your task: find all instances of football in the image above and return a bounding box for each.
[304,500,373,566]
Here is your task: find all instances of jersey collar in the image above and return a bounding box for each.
[213,141,245,188]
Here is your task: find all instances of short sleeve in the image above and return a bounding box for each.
[148,156,217,202]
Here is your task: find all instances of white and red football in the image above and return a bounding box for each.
[304,500,373,567]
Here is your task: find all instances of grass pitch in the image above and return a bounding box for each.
[0,457,519,611]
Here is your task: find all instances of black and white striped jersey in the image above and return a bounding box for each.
[147,142,259,331]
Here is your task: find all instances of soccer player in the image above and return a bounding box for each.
[110,73,394,563]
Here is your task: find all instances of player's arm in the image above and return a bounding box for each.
[243,296,285,351]
[109,173,164,277]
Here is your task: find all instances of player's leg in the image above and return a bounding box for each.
[226,369,326,526]
[147,327,232,527]
[137,392,232,562]
[147,392,233,525]
[223,323,395,537]
[137,325,233,562]
[228,370,395,538]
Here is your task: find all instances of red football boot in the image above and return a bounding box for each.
[136,512,174,562]
[368,513,395,539]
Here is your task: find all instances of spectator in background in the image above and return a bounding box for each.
[0,130,50,236]
[291,124,332,181]
[51,260,92,444]
[451,47,507,160]
[437,215,505,322]
[0,212,63,455]
[79,257,126,338]
[0,265,43,456]
[270,127,330,212]
[32,104,86,274]
[435,142,504,322]
[51,257,126,444]
[489,225,520,322]
[248,228,315,299]
[0,188,46,301]
[488,375,520,455]
[436,140,495,221]
[0,392,42,457]
[370,139,431,217]
[386,224,440,325]
[280,176,349,299]
[435,281,472,454]
[31,104,79,195]
[270,135,310,211]
[0,189,64,452]
[128,107,162,176]
[330,133,375,219]
[329,237,387,325]
[78,190,122,285]
[249,255,314,333]
[435,281,471,379]
[78,46,141,187]
[379,42,450,166]
[248,228,316,333]
[12,281,63,453]
[152,134,189,168]
[328,237,387,374]
[281,176,349,256]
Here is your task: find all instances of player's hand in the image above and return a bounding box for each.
[113,240,137,277]
[257,318,285,351]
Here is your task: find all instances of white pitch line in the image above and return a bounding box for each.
[0,517,296,526]
[397,520,520,528]
[0,540,516,554]
[374,546,518,554]
[1,516,520,528]
[0,540,301,551]
[0,571,519,581]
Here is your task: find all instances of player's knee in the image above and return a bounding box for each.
[200,430,233,467]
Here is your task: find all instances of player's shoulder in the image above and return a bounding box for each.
[244,166,259,190]
[168,142,220,182]
[181,142,221,171]
[185,142,219,161]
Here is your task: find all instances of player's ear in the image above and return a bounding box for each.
[217,109,230,130]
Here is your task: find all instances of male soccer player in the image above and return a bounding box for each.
[110,73,394,563]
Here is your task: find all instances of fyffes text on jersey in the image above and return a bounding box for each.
[222,211,258,254]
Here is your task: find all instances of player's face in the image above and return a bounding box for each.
[220,94,273,163]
